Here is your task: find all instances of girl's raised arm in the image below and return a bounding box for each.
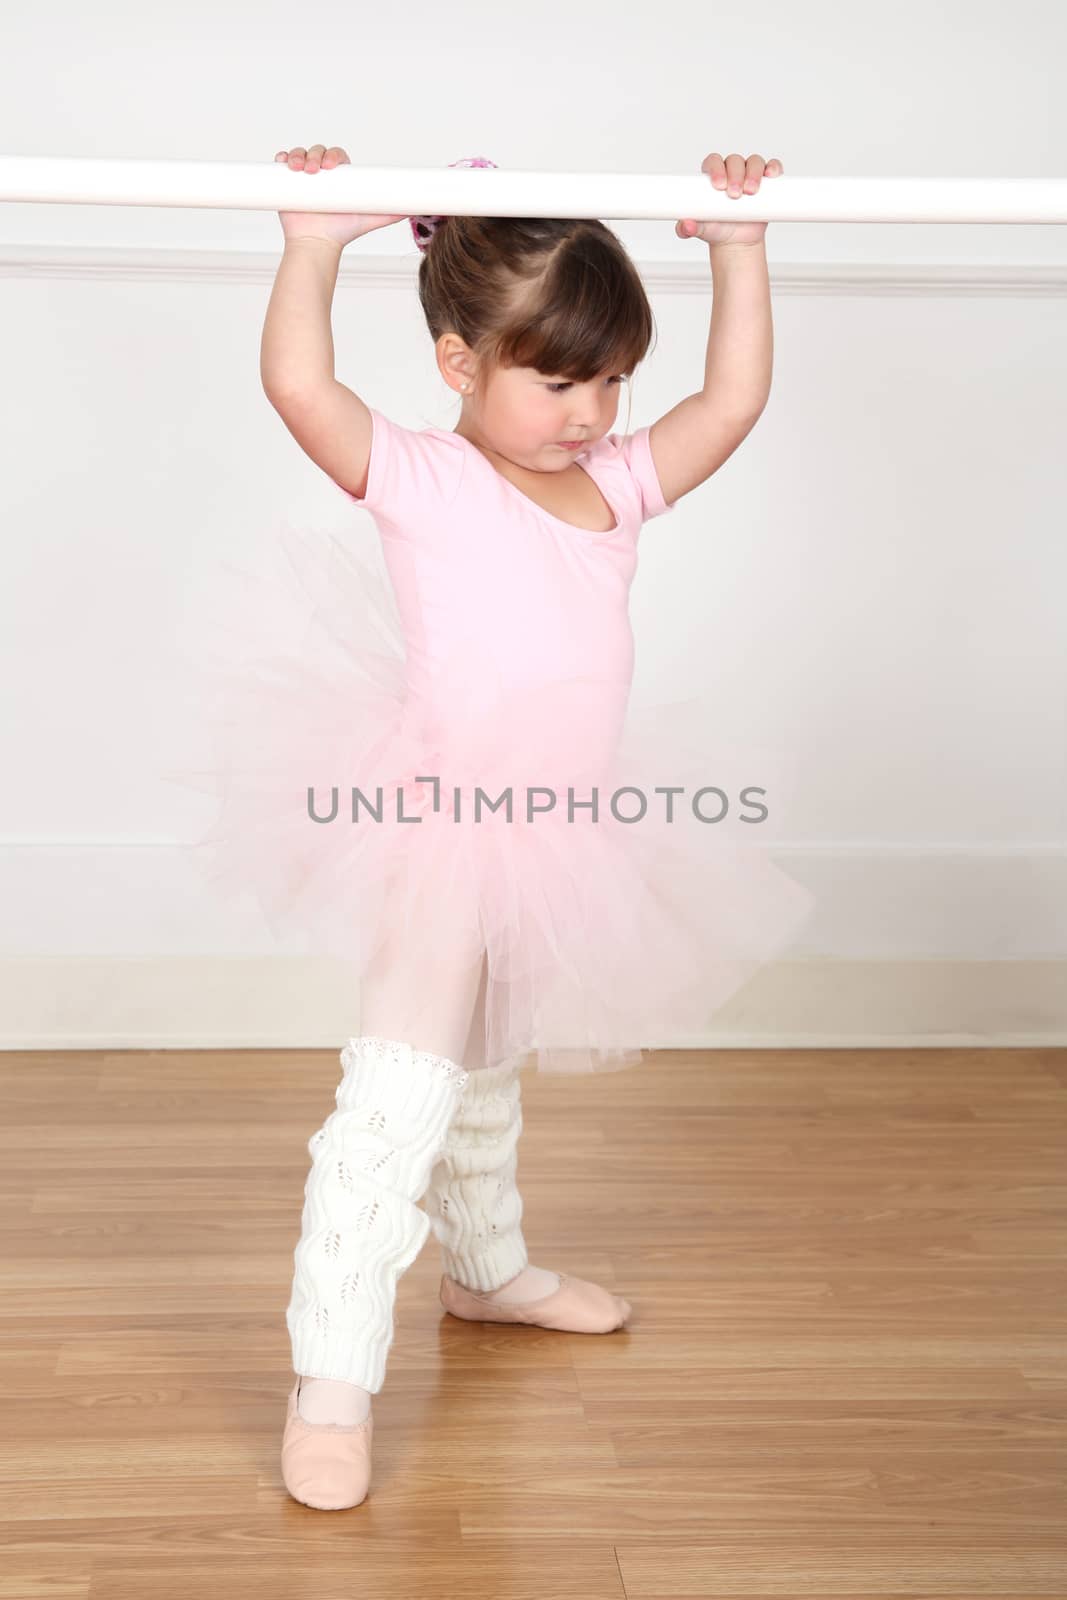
[261,142,403,498]
[260,237,374,500]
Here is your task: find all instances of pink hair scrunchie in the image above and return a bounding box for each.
[409,156,498,253]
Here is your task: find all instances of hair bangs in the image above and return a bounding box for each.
[494,231,654,380]
[417,215,657,392]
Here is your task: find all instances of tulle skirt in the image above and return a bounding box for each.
[164,508,816,1075]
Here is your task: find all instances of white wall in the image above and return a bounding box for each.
[1,0,1065,1046]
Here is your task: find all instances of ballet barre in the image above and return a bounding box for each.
[1,156,1066,224]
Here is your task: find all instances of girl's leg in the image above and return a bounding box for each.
[457,948,490,1070]
[358,896,489,1065]
[289,905,486,1426]
[425,951,562,1305]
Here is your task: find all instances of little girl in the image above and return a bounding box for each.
[179,145,813,1510]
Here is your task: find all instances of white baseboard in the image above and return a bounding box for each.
[1,955,1063,1050]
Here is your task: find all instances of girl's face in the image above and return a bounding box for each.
[477,363,629,470]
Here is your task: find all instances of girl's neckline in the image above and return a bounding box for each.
[429,427,621,537]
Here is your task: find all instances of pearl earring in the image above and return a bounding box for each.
[461,382,468,391]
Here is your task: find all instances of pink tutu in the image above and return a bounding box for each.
[165,504,815,1075]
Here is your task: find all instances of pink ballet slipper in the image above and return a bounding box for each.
[280,1378,374,1510]
[440,1271,631,1333]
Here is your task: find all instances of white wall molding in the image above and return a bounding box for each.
[2,243,1066,297]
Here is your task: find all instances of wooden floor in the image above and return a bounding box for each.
[2,1045,1065,1598]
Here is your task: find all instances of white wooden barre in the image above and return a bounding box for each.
[1,157,1066,224]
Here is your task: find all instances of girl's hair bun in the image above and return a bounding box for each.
[410,156,498,253]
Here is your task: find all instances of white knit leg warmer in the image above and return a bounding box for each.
[423,1056,530,1292]
[286,1035,469,1392]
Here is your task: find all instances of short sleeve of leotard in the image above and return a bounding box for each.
[598,425,678,524]
[331,406,466,532]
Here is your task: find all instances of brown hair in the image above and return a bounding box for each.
[416,216,657,433]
